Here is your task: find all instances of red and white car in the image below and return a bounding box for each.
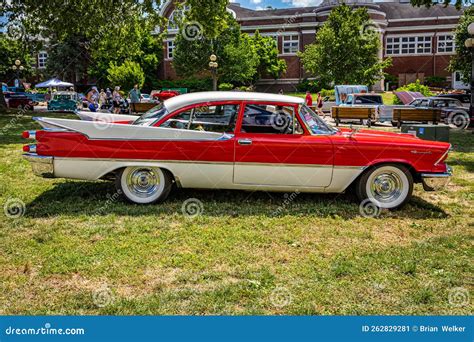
[23,92,452,209]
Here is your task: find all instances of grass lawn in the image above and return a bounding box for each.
[0,110,472,315]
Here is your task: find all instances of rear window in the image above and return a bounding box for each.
[354,95,383,104]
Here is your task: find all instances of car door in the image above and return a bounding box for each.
[233,102,333,188]
[154,101,240,188]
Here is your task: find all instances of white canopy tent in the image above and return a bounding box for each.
[35,78,74,88]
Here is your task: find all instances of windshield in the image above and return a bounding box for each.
[299,105,337,135]
[133,103,168,126]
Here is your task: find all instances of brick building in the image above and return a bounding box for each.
[159,0,465,92]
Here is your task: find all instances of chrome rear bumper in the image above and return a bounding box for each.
[421,165,452,191]
[22,153,55,178]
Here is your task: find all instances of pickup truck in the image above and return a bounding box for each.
[336,92,407,125]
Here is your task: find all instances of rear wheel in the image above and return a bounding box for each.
[115,166,173,204]
[355,164,413,209]
[448,112,469,130]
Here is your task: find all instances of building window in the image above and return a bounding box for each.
[386,36,432,56]
[38,51,48,69]
[282,35,299,54]
[167,41,174,59]
[438,34,455,53]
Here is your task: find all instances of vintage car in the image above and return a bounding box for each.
[151,89,180,102]
[47,91,81,112]
[4,93,37,110]
[22,92,452,209]
[409,97,471,129]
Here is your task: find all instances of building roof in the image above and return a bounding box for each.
[228,1,462,20]
[378,2,462,19]
[163,91,304,113]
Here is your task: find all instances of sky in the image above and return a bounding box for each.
[230,0,324,11]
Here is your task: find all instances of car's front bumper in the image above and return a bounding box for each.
[23,153,55,178]
[421,165,452,191]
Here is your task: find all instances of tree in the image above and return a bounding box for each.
[0,36,32,82]
[410,0,469,10]
[448,6,474,85]
[45,35,90,83]
[250,31,287,80]
[107,61,145,92]
[1,0,164,88]
[173,13,259,86]
[184,0,231,39]
[299,4,392,86]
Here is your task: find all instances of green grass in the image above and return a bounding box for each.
[0,110,472,315]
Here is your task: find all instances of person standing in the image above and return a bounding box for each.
[305,90,313,106]
[129,84,141,104]
[316,92,324,116]
[99,89,107,110]
[112,86,122,114]
[86,86,99,112]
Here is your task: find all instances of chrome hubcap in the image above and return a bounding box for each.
[370,172,403,203]
[126,168,160,198]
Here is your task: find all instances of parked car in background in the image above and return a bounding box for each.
[437,93,471,109]
[409,97,470,129]
[4,93,37,110]
[151,89,180,102]
[337,93,407,124]
[47,91,81,112]
[140,94,151,102]
[23,92,451,210]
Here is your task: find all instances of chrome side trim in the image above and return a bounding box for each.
[22,153,55,178]
[51,156,365,169]
[434,144,452,166]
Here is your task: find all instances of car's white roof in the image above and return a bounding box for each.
[163,91,304,113]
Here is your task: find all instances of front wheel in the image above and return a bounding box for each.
[355,164,413,209]
[115,166,173,204]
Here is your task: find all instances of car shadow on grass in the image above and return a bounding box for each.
[24,180,448,220]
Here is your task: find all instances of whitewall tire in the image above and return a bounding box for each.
[356,164,413,209]
[115,166,173,204]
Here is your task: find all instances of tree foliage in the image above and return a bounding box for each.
[173,13,259,85]
[250,31,287,80]
[184,0,231,39]
[0,36,33,82]
[1,0,164,88]
[410,0,470,10]
[448,6,474,85]
[299,4,392,86]
[106,60,145,91]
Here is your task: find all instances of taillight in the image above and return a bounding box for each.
[23,144,37,153]
[22,130,37,140]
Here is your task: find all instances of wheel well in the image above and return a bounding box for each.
[350,162,420,189]
[100,166,178,184]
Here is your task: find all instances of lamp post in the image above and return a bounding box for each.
[209,54,218,91]
[465,23,474,119]
[11,59,24,88]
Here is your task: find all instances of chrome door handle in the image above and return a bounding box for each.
[238,139,252,145]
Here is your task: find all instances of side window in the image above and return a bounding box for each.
[160,104,239,133]
[419,100,430,107]
[241,104,303,134]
